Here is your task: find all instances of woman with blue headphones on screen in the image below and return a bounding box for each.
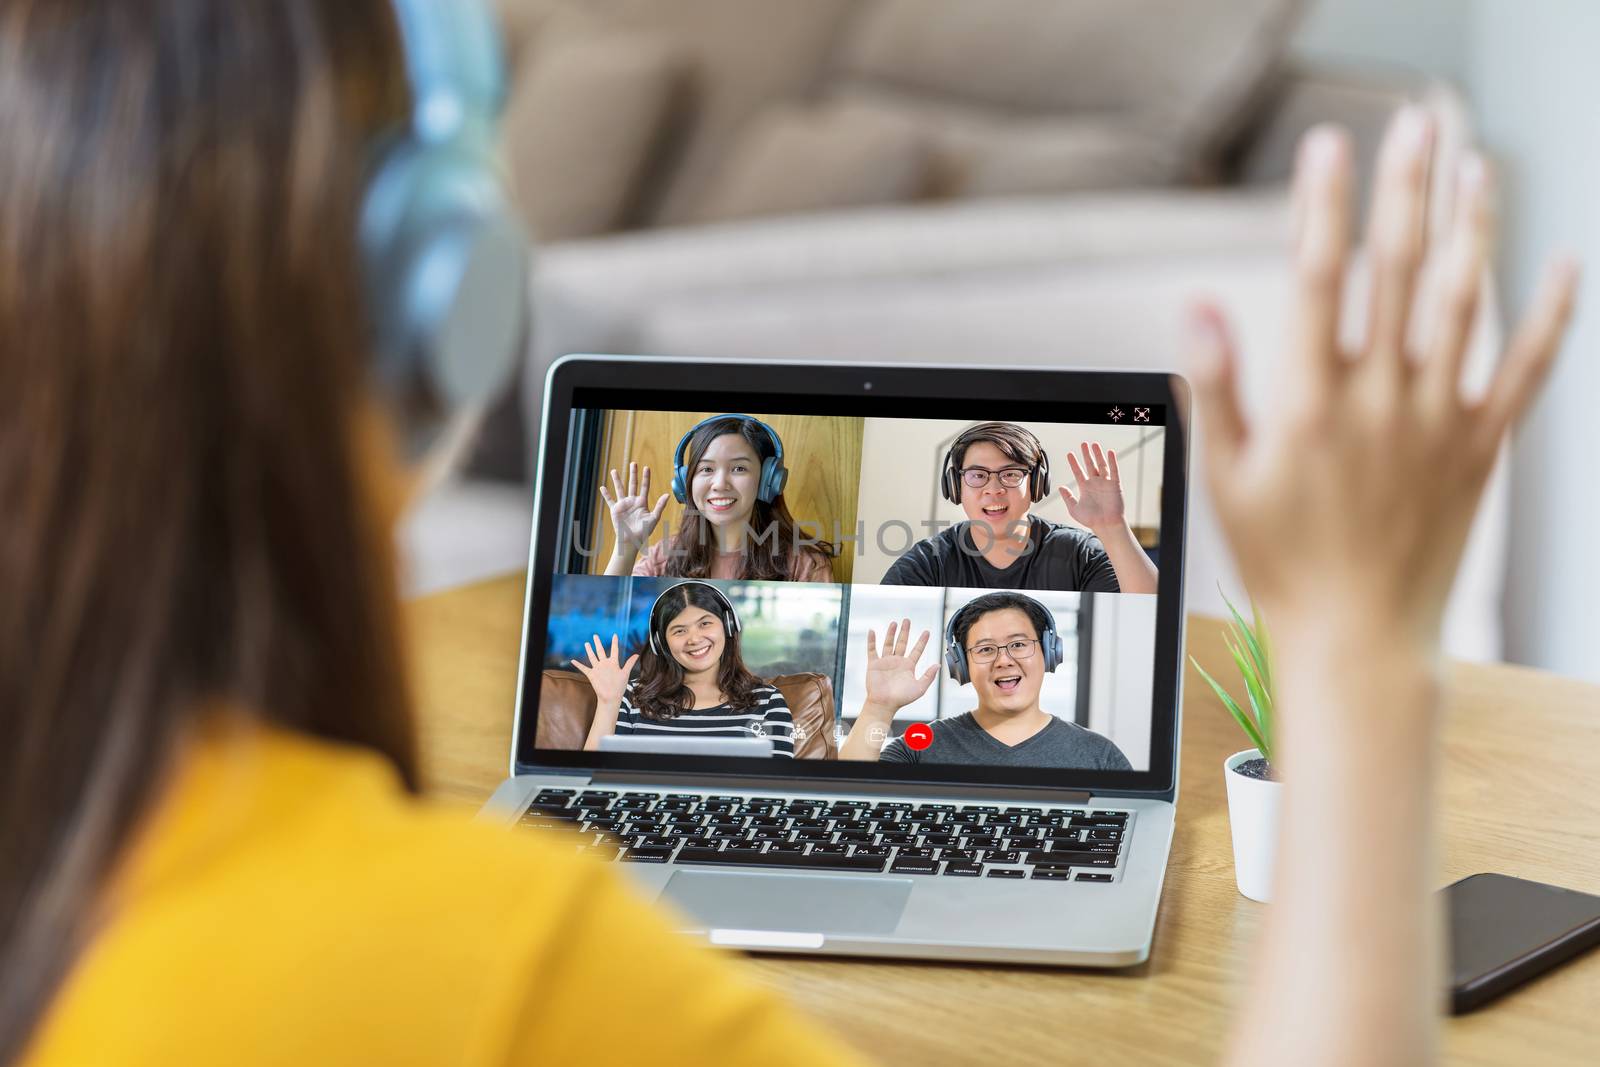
[838,593,1131,769]
[599,415,836,582]
[573,583,796,756]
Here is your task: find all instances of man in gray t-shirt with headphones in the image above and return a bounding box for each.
[838,591,1131,770]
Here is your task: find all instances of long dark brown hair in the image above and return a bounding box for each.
[664,417,835,581]
[0,1,415,1058]
[633,583,765,720]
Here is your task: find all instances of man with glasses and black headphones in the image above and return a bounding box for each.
[881,422,1158,593]
[838,593,1132,769]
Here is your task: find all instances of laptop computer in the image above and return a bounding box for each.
[480,354,1188,966]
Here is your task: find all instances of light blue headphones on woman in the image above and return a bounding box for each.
[359,0,529,425]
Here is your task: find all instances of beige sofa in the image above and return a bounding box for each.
[406,0,1508,662]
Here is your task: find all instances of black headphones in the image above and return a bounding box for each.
[940,423,1051,504]
[647,581,742,657]
[943,594,1064,684]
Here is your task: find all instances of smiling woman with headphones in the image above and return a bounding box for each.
[599,415,837,582]
[572,582,797,756]
[0,2,858,1064]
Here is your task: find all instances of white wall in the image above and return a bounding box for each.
[1297,0,1600,681]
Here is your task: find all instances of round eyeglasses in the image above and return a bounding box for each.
[966,639,1039,664]
[960,466,1031,490]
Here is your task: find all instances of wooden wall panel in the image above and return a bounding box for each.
[583,411,862,582]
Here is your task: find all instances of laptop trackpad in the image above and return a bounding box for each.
[662,870,911,935]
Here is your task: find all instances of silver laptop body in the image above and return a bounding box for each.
[479,355,1189,967]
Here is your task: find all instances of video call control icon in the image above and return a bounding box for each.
[1134,407,1151,423]
[1107,407,1125,422]
[904,723,934,751]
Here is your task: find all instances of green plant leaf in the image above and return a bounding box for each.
[1251,599,1273,696]
[1219,587,1274,759]
[1191,655,1266,756]
[1222,590,1273,706]
[1224,631,1273,762]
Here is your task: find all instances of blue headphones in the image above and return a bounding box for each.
[648,582,742,657]
[670,415,788,505]
[359,0,528,431]
[943,594,1064,684]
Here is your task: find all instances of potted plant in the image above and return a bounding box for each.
[1191,593,1279,903]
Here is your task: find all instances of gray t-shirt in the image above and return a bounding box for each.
[880,515,1120,592]
[879,711,1132,770]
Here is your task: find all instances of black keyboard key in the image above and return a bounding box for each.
[707,795,744,804]
[919,833,956,848]
[791,818,829,830]
[1029,852,1117,869]
[896,847,937,860]
[612,798,651,811]
[809,843,849,856]
[961,805,999,814]
[1031,869,1074,881]
[621,792,657,801]
[1076,872,1115,882]
[981,850,1021,865]
[1003,807,1043,817]
[751,829,790,842]
[768,841,806,854]
[988,813,1025,826]
[938,848,977,863]
[889,857,940,874]
[750,796,787,804]
[1089,811,1129,822]
[986,868,1026,879]
[581,844,622,861]
[872,802,913,813]
[534,788,576,799]
[621,847,673,863]
[836,829,873,844]
[1087,828,1123,842]
[724,841,764,853]
[663,793,699,802]
[852,845,892,858]
[662,826,699,839]
[793,828,834,843]
[943,863,983,877]
[676,846,887,873]
[524,802,579,818]
[635,835,678,849]
[915,803,956,814]
[877,832,916,847]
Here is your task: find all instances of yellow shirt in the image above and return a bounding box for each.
[23,721,867,1066]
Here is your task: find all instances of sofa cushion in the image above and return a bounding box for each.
[689,100,931,223]
[835,0,1306,173]
[821,88,1185,198]
[502,33,687,241]
[517,0,859,227]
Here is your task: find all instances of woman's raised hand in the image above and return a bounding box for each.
[599,462,669,550]
[571,634,639,706]
[1060,442,1127,533]
[1190,112,1578,648]
[863,619,940,712]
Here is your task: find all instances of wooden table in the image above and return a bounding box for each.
[407,573,1600,1066]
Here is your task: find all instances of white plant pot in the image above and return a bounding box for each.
[1224,748,1282,903]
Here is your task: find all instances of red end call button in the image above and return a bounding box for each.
[904,723,934,751]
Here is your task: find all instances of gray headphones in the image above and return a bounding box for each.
[359,0,528,435]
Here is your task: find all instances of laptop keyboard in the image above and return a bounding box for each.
[519,789,1129,882]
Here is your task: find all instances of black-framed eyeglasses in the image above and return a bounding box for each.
[960,466,1031,490]
[966,639,1038,664]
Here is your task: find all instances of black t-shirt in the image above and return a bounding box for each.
[880,515,1120,592]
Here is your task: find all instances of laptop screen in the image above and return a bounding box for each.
[514,357,1187,795]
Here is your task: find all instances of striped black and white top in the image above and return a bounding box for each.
[615,682,796,758]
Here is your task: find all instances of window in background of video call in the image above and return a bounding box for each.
[539,401,1166,776]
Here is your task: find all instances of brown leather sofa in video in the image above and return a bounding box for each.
[534,669,838,759]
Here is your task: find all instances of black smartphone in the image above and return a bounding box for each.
[1445,872,1600,1014]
